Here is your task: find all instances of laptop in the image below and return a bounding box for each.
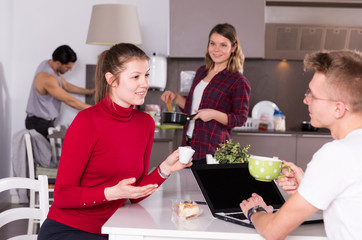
[191,163,323,228]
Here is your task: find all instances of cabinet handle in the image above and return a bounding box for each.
[301,134,332,138]
[235,133,294,137]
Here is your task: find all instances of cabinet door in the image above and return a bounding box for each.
[149,141,173,171]
[296,134,333,171]
[169,0,265,58]
[173,129,183,148]
[232,132,297,163]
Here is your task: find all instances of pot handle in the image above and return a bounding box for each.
[187,114,197,120]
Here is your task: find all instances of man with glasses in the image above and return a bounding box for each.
[25,45,95,138]
[240,50,362,240]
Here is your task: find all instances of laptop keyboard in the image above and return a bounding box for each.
[227,213,247,220]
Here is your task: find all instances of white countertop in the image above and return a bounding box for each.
[102,169,327,240]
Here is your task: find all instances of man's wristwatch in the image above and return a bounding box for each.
[247,205,267,224]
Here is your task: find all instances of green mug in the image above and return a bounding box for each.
[248,155,290,182]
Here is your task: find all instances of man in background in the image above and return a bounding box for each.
[25,45,95,138]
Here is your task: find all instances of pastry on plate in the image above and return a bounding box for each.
[176,202,200,219]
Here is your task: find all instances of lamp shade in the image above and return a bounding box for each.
[86,4,142,46]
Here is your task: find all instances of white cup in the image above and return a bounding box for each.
[206,154,218,164]
[178,147,195,164]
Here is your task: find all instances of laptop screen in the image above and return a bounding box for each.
[191,163,285,214]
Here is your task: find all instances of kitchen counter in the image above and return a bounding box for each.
[231,128,331,136]
[154,128,177,142]
[102,168,327,240]
[156,127,332,136]
[50,127,331,141]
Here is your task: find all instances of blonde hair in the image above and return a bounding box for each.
[205,23,244,73]
[304,50,362,112]
[95,43,150,103]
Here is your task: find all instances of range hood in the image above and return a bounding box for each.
[265,23,362,60]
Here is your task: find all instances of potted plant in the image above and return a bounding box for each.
[214,139,250,164]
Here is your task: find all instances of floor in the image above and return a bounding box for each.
[0,202,38,239]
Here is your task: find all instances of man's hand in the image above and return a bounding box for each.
[240,193,274,218]
[276,161,304,195]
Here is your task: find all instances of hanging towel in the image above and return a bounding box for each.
[11,129,54,202]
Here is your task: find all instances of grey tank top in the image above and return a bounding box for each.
[26,60,62,120]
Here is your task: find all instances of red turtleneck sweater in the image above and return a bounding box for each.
[47,95,166,234]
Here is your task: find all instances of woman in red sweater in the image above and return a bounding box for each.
[38,43,192,240]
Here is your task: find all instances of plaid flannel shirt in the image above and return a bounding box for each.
[181,65,251,161]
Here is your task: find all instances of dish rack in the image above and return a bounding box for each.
[233,117,259,130]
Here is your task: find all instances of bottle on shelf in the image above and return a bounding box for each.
[273,109,286,131]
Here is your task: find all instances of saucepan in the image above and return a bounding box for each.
[162,112,197,125]
[300,121,319,131]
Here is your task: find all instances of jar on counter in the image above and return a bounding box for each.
[273,109,286,131]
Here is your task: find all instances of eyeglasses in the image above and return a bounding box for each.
[304,88,350,111]
[304,88,335,103]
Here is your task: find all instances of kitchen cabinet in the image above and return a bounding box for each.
[296,134,333,171]
[136,0,169,56]
[169,0,265,58]
[231,131,333,171]
[149,140,173,171]
[232,132,297,163]
[173,129,183,148]
[149,129,175,170]
[149,128,185,171]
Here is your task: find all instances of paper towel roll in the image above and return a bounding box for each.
[149,53,167,90]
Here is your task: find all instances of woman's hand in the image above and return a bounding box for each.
[192,109,215,122]
[240,193,274,217]
[193,109,228,125]
[160,90,176,104]
[276,161,304,195]
[159,148,193,176]
[104,178,159,201]
[160,91,186,109]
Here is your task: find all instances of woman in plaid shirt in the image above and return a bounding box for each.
[161,23,251,164]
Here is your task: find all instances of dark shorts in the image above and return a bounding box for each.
[38,218,108,240]
[25,115,55,139]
